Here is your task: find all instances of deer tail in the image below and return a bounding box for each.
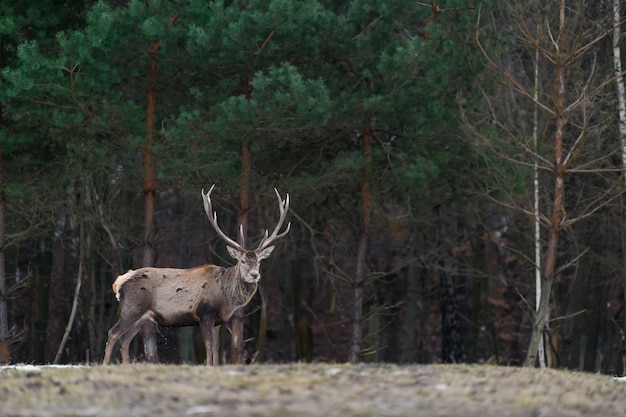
[112,270,134,302]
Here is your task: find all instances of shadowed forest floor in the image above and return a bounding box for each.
[1,363,626,416]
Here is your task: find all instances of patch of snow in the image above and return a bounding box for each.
[434,383,449,390]
[0,364,88,371]
[392,369,410,376]
[223,369,245,376]
[325,367,343,376]
[186,405,221,415]
[73,406,109,416]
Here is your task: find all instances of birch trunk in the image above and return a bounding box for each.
[614,0,626,184]
[613,0,626,374]
[532,35,546,369]
[525,0,567,367]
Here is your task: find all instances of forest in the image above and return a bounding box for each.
[0,0,625,373]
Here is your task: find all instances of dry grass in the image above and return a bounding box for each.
[1,363,626,416]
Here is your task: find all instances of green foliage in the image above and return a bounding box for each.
[214,63,331,135]
[1,0,492,211]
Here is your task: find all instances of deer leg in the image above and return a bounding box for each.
[211,324,220,366]
[104,308,150,365]
[118,316,151,364]
[199,313,219,366]
[142,322,159,363]
[103,321,124,365]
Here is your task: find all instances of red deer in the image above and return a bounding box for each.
[103,185,290,365]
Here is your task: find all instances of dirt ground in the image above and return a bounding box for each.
[1,363,626,417]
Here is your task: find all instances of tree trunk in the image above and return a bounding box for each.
[401,250,419,363]
[143,46,158,269]
[53,179,89,364]
[351,234,367,364]
[87,255,98,363]
[255,283,268,363]
[0,39,9,365]
[525,2,567,366]
[141,42,159,364]
[584,264,603,371]
[613,0,626,375]
[615,0,626,186]
[230,138,252,364]
[440,267,463,363]
[292,252,313,362]
[484,220,504,364]
[44,218,66,362]
[178,195,195,364]
[438,207,464,364]
[532,26,547,369]
[228,70,255,365]
[350,114,372,364]
[0,145,7,365]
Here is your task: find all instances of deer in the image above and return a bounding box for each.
[103,185,290,365]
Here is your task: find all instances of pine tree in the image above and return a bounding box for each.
[0,0,89,364]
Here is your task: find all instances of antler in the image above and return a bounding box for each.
[201,185,244,250]
[257,188,291,249]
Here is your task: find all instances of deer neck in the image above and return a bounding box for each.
[223,264,258,305]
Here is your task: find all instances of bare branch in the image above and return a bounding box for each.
[552,248,589,277]
[561,182,623,228]
[475,24,556,117]
[564,69,626,114]
[516,13,555,64]
[565,19,623,64]
[463,85,553,170]
[484,193,552,228]
[563,107,588,168]
[546,16,558,51]
[54,264,82,364]
[548,308,587,323]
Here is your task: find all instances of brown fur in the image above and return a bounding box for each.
[104,186,289,366]
[103,253,270,366]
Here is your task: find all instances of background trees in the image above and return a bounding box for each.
[472,0,624,369]
[1,0,626,372]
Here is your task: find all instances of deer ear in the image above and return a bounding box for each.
[227,246,242,260]
[258,245,275,260]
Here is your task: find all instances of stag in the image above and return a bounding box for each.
[103,185,290,365]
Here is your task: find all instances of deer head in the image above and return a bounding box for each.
[201,185,290,283]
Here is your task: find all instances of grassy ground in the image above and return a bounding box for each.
[1,363,626,416]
